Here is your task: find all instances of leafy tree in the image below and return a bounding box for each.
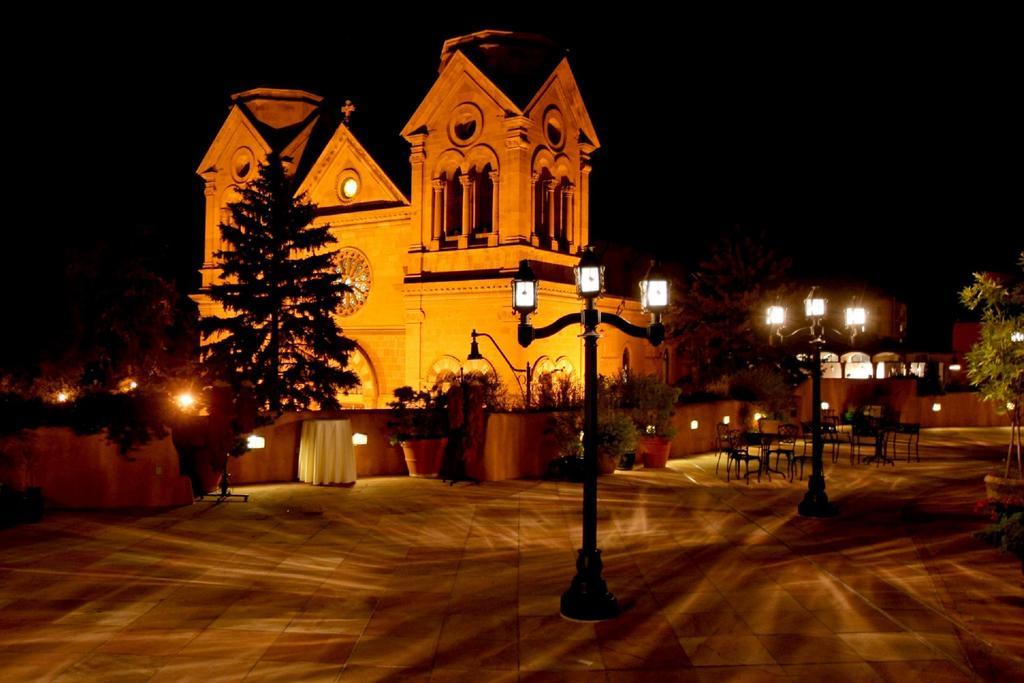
[666,227,791,390]
[201,152,358,413]
[960,252,1024,478]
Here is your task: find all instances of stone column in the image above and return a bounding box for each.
[564,184,576,251]
[431,179,444,250]
[579,144,595,249]
[204,180,217,264]
[458,174,471,248]
[503,115,533,245]
[545,179,557,242]
[408,135,427,251]
[529,171,540,246]
[488,170,500,246]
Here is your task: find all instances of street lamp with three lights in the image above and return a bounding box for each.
[512,246,668,621]
[767,287,867,517]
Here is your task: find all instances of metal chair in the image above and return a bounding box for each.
[770,423,799,479]
[726,429,763,484]
[714,422,731,475]
[890,423,920,462]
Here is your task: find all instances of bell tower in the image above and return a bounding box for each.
[401,30,600,267]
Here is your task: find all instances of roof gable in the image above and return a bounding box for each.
[196,106,272,177]
[402,51,521,139]
[297,122,408,209]
[524,58,600,148]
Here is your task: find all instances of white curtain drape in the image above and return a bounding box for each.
[298,420,356,485]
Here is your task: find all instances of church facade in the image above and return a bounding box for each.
[193,31,661,408]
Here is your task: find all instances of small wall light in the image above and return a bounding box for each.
[246,435,265,449]
[352,432,368,446]
[690,420,699,430]
[932,403,942,412]
[176,392,196,410]
[722,416,730,425]
[821,402,830,411]
[753,412,763,423]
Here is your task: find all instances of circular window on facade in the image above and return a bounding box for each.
[231,147,255,182]
[337,170,361,202]
[335,248,371,315]
[448,103,483,146]
[543,107,564,149]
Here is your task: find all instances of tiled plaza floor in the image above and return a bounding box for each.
[1,427,1022,681]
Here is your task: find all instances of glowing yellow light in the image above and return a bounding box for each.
[1008,402,1016,411]
[352,432,368,446]
[1012,331,1024,343]
[722,416,730,425]
[932,403,942,412]
[753,412,763,423]
[341,177,359,199]
[821,402,830,411]
[766,305,785,326]
[246,435,265,449]
[645,424,656,435]
[56,392,69,403]
[949,363,961,372]
[690,420,699,430]
[176,392,196,409]
[129,380,138,390]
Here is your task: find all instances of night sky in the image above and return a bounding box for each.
[9,13,1020,356]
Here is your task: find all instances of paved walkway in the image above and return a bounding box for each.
[1,428,1022,681]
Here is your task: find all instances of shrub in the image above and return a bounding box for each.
[974,496,1024,560]
[386,386,448,444]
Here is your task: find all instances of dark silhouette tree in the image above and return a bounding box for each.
[666,227,792,391]
[200,152,358,413]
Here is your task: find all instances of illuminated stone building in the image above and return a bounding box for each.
[193,31,661,407]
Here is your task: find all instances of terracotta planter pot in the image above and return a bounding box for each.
[400,438,447,478]
[638,436,672,468]
[597,450,618,475]
[984,473,1024,500]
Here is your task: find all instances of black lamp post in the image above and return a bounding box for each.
[767,288,866,518]
[467,330,534,408]
[514,248,668,621]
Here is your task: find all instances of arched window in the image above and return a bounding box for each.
[337,345,379,409]
[555,177,572,244]
[446,169,463,237]
[534,168,554,240]
[473,164,493,234]
[426,355,464,394]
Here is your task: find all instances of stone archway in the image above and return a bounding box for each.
[337,345,379,408]
[426,355,464,395]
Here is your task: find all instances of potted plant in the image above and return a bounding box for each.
[960,254,1024,498]
[620,374,681,468]
[974,496,1024,574]
[387,386,449,477]
[596,410,639,474]
[546,407,638,476]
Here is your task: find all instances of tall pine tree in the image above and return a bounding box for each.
[201,152,358,413]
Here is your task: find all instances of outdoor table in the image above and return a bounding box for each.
[861,425,896,467]
[298,419,357,485]
[744,432,784,478]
